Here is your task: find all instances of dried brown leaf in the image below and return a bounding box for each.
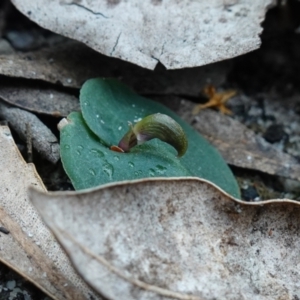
[0,126,102,300]
[0,79,80,116]
[167,99,300,182]
[0,102,60,163]
[192,85,237,115]
[0,40,230,96]
[12,0,275,69]
[30,178,300,300]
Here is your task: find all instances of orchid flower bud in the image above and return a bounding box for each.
[118,113,188,157]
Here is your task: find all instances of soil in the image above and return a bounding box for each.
[1,0,300,298]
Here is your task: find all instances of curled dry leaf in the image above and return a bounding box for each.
[30,178,300,300]
[0,101,60,163]
[0,40,230,96]
[12,0,275,69]
[0,126,101,300]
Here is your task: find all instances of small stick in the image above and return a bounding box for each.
[26,122,33,163]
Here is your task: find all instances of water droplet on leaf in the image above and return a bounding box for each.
[134,170,142,177]
[102,161,114,179]
[90,149,104,157]
[76,145,84,155]
[89,169,96,176]
[149,168,155,176]
[156,165,167,175]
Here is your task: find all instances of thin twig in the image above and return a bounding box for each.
[26,122,33,163]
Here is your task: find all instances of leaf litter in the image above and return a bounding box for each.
[0,125,102,300]
[0,67,298,196]
[0,39,231,97]
[159,96,300,185]
[0,77,80,117]
[1,3,300,299]
[0,101,60,163]
[30,177,300,300]
[0,69,300,192]
[12,0,275,69]
[0,73,298,193]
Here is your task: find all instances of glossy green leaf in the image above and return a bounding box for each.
[61,112,191,190]
[60,78,240,198]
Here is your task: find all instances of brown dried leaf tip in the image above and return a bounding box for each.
[193,84,237,115]
[118,113,188,157]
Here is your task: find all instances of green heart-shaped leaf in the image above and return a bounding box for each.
[61,112,191,189]
[60,78,240,198]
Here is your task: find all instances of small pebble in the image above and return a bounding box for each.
[263,124,286,143]
[6,280,16,290]
[241,186,260,201]
[0,39,15,55]
[5,30,45,51]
